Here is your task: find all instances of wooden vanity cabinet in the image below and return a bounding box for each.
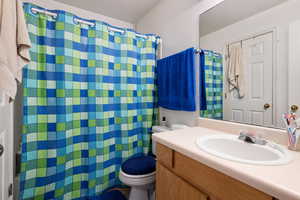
[156,143,275,200]
[156,163,208,200]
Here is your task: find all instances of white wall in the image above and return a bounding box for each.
[23,0,135,29]
[200,0,300,128]
[136,0,224,126]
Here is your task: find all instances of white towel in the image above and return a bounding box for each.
[226,44,245,98]
[0,0,31,105]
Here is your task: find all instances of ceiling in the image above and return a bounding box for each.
[200,0,288,37]
[54,0,160,23]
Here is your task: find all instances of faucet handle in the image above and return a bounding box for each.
[238,132,256,144]
[239,131,254,138]
[238,131,267,145]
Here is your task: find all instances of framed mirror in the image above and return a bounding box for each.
[199,0,300,129]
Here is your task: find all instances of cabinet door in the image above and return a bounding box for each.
[156,163,208,200]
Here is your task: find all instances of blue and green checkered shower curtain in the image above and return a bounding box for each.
[200,50,223,120]
[21,3,159,199]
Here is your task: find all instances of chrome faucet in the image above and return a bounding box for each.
[238,132,267,145]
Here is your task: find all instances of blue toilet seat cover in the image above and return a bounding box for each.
[121,155,156,175]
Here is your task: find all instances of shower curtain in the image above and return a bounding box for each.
[21,3,159,199]
[200,50,223,120]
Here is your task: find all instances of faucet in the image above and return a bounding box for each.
[238,132,267,145]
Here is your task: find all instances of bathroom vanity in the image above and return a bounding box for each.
[153,127,300,200]
[156,143,274,200]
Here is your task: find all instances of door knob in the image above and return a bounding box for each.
[291,105,299,113]
[264,103,271,110]
[0,144,3,157]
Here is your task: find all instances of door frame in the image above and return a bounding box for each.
[288,20,300,116]
[223,27,278,128]
[0,103,14,200]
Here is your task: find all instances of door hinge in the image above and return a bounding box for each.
[8,183,13,197]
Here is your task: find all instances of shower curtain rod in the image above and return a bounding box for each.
[31,7,149,39]
[31,7,96,27]
[31,7,57,18]
[75,18,95,27]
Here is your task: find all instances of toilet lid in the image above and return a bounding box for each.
[121,155,156,175]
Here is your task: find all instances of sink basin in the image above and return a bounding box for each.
[196,134,292,165]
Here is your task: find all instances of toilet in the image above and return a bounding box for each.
[119,155,156,200]
[119,124,187,200]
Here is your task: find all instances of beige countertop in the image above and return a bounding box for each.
[152,127,300,200]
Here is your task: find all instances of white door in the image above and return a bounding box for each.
[289,20,300,115]
[224,32,274,127]
[0,92,14,200]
